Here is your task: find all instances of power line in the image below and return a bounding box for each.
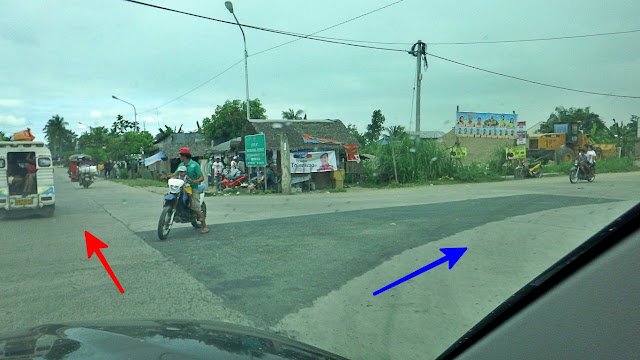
[426,51,640,99]
[252,0,405,56]
[123,0,406,52]
[135,0,405,114]
[139,59,243,114]
[428,29,640,45]
[125,0,640,47]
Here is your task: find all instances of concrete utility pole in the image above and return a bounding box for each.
[410,40,426,133]
[280,133,291,194]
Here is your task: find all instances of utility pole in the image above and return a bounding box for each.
[409,40,426,133]
[280,133,291,194]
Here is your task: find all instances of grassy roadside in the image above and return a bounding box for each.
[108,178,166,187]
[542,157,640,176]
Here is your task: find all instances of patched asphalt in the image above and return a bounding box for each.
[137,194,618,328]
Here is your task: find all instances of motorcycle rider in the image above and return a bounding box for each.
[162,148,209,234]
[585,144,597,175]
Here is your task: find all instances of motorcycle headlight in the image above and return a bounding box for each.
[169,185,181,193]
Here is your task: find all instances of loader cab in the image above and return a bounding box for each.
[553,122,580,145]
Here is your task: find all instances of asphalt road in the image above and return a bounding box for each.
[1,168,638,359]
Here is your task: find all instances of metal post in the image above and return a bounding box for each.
[112,95,140,132]
[415,41,422,133]
[226,3,251,122]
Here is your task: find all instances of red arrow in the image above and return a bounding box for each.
[84,231,124,294]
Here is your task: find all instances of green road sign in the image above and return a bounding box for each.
[245,134,267,167]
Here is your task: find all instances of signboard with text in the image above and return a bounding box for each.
[290,151,337,173]
[245,134,267,167]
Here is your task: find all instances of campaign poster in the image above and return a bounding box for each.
[455,111,518,139]
[290,151,338,173]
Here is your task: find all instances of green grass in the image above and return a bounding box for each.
[544,157,639,175]
[109,178,166,187]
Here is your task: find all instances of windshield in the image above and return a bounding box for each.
[1,1,639,359]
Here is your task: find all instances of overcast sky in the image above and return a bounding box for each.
[1,0,639,141]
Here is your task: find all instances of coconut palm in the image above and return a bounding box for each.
[385,125,407,141]
[282,109,305,120]
[43,114,69,157]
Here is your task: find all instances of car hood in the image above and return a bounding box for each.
[0,320,349,359]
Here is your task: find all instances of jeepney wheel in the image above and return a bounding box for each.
[41,205,55,218]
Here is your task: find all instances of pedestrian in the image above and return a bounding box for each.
[104,161,112,178]
[113,162,120,178]
[211,157,224,188]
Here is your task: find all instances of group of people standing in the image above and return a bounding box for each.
[95,160,132,178]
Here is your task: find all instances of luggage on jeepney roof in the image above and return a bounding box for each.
[68,154,92,162]
[11,128,35,141]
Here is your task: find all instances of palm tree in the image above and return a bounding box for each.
[385,125,407,141]
[282,109,305,120]
[43,114,69,157]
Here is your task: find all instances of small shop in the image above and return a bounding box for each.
[238,119,363,191]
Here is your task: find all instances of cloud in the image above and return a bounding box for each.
[0,115,27,127]
[0,99,24,107]
[89,110,102,118]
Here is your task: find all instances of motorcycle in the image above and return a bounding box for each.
[569,159,595,183]
[77,165,97,188]
[514,160,543,179]
[157,178,207,240]
[217,174,250,192]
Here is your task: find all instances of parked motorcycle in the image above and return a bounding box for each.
[217,174,250,191]
[157,178,207,240]
[569,159,595,183]
[514,161,543,179]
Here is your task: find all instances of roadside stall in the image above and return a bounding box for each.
[239,119,362,191]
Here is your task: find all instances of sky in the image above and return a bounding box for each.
[1,0,639,142]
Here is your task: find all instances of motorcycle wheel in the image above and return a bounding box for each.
[157,206,174,240]
[83,181,89,189]
[588,172,595,182]
[514,168,523,179]
[569,169,579,184]
[190,201,207,228]
[533,168,543,178]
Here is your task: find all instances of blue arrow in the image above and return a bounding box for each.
[373,247,468,296]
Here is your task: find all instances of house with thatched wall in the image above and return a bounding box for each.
[237,119,363,189]
[149,133,211,177]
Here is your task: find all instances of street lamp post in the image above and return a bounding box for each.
[111,95,142,132]
[225,1,250,122]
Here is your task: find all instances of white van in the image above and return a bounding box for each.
[0,141,55,218]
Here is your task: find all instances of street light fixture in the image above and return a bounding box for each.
[225,1,251,122]
[111,95,142,132]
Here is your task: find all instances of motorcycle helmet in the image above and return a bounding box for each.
[177,165,187,172]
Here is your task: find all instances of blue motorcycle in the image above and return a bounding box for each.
[157,178,207,240]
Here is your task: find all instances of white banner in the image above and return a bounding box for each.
[290,151,337,173]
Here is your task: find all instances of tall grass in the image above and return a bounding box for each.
[363,137,505,184]
[364,137,454,184]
